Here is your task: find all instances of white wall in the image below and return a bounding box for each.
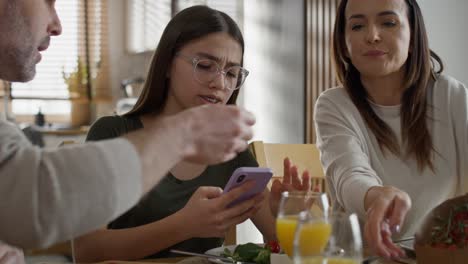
[107,0,153,107]
[240,0,305,144]
[419,0,468,85]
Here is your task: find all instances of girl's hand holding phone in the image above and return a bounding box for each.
[179,182,264,238]
[269,157,311,217]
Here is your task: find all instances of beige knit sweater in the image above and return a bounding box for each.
[315,74,468,239]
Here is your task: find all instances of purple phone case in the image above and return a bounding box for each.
[223,167,273,207]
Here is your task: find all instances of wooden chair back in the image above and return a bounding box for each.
[249,141,326,192]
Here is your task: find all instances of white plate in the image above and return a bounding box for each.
[206,245,236,263]
[205,244,238,256]
[205,244,264,264]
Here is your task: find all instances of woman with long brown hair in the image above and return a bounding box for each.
[72,5,309,262]
[315,0,468,259]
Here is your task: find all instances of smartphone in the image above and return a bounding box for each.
[223,167,273,207]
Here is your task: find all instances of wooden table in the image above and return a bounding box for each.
[364,248,416,264]
[374,259,416,264]
[95,256,416,264]
[96,257,208,264]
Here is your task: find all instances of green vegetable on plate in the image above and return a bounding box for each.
[221,242,271,264]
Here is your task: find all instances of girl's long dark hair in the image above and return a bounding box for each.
[126,5,244,117]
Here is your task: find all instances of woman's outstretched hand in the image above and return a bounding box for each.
[364,186,412,259]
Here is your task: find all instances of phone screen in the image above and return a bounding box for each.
[223,167,273,207]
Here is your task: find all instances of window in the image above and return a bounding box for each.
[126,0,173,53]
[176,0,244,30]
[9,0,108,122]
[126,0,244,53]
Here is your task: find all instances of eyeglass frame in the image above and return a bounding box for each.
[176,53,250,91]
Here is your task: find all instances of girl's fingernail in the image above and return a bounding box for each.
[392,224,401,233]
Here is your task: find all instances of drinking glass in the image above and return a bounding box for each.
[276,191,330,257]
[293,212,363,264]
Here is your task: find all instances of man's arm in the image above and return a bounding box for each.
[126,105,255,193]
[0,122,143,249]
[0,104,254,249]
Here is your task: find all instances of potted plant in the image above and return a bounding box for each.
[62,58,91,127]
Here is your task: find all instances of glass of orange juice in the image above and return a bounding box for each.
[276,191,329,257]
[293,212,363,264]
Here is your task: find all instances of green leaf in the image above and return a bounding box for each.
[221,247,240,262]
[234,243,264,261]
[253,249,271,264]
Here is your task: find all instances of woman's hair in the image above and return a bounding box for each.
[332,0,444,171]
[125,5,244,117]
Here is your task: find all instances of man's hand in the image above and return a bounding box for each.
[124,104,255,194]
[170,105,255,164]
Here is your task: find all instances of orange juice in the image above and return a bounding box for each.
[297,221,332,256]
[300,257,360,264]
[276,216,299,256]
[276,216,332,257]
